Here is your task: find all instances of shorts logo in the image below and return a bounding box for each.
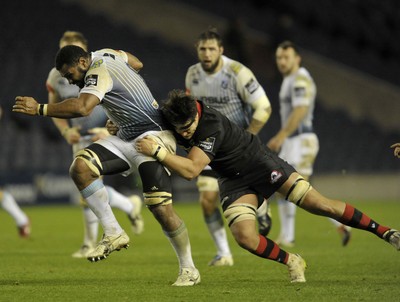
[198,137,215,152]
[245,78,259,94]
[85,74,98,87]
[270,170,282,184]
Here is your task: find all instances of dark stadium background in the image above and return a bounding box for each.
[0,0,399,204]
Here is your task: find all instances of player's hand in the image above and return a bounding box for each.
[88,127,109,141]
[267,135,284,153]
[106,119,119,135]
[63,127,81,144]
[136,137,157,156]
[12,96,39,115]
[390,143,400,158]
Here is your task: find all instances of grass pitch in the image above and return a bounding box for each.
[0,200,399,301]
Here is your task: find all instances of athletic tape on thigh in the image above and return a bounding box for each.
[196,175,219,192]
[285,176,312,206]
[74,149,103,177]
[223,203,257,227]
[143,191,172,207]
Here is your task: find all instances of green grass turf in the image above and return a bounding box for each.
[0,200,399,302]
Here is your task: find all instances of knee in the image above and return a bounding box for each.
[232,228,259,251]
[69,158,90,181]
[199,193,218,216]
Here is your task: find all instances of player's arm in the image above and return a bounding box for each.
[13,93,100,118]
[136,137,210,180]
[124,51,143,71]
[267,105,308,152]
[47,84,81,144]
[235,65,271,135]
[247,95,272,135]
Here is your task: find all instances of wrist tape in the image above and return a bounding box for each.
[152,144,168,161]
[37,104,48,116]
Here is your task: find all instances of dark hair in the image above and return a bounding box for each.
[277,40,300,55]
[196,26,223,47]
[55,45,89,70]
[161,89,198,126]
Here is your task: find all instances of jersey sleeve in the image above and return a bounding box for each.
[291,75,313,107]
[46,68,59,93]
[234,64,266,105]
[79,58,113,101]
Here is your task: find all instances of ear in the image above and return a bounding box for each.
[220,46,224,55]
[79,57,89,68]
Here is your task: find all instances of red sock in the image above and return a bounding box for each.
[339,203,390,238]
[251,235,288,264]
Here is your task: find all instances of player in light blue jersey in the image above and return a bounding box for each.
[46,31,144,259]
[185,28,272,266]
[267,41,351,247]
[13,45,200,286]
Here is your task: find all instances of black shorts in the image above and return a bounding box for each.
[219,150,296,211]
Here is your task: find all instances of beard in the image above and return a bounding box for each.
[201,59,220,73]
[74,66,87,89]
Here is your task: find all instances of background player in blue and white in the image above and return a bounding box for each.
[0,106,31,238]
[46,31,143,259]
[185,28,272,266]
[14,45,200,286]
[267,41,351,247]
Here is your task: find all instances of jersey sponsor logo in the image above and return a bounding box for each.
[103,53,115,60]
[245,78,259,94]
[199,96,230,104]
[85,74,98,87]
[221,80,228,89]
[198,137,216,152]
[294,86,306,97]
[270,170,282,184]
[90,59,104,69]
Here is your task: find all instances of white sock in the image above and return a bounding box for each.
[106,186,133,214]
[164,222,195,270]
[328,217,351,231]
[80,179,123,236]
[82,207,99,246]
[1,191,28,226]
[278,198,296,242]
[205,209,231,257]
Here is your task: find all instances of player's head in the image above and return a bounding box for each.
[196,27,224,74]
[275,40,301,76]
[59,31,88,51]
[55,45,90,88]
[161,89,199,139]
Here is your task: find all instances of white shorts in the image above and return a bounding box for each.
[279,133,319,176]
[93,130,176,177]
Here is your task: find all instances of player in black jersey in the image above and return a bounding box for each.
[136,89,400,283]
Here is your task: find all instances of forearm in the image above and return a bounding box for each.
[161,153,201,181]
[51,117,70,135]
[279,106,308,138]
[46,98,91,118]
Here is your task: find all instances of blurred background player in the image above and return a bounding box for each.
[46,31,143,258]
[267,41,351,247]
[0,106,31,238]
[185,28,272,266]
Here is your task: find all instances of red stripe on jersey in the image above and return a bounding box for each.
[196,100,202,119]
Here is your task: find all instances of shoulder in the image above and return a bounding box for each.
[223,56,244,75]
